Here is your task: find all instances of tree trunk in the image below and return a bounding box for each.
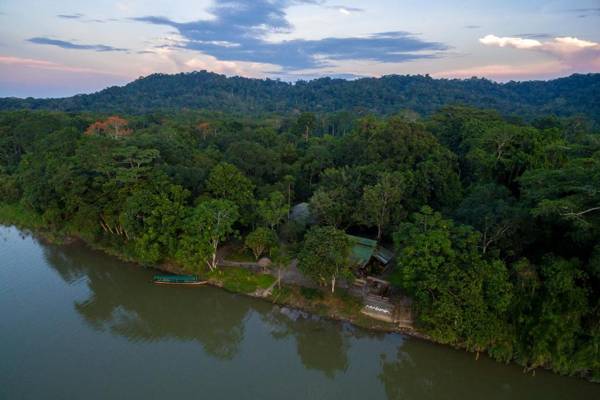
[210,243,218,271]
[278,269,282,289]
[287,183,292,220]
[331,275,336,293]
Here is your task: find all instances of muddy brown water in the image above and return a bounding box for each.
[1,225,598,399]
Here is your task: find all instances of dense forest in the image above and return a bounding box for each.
[0,103,598,380]
[1,72,600,124]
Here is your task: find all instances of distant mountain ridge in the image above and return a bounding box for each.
[1,71,599,122]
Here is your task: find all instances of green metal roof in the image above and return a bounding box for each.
[374,246,394,264]
[346,234,394,268]
[347,234,378,268]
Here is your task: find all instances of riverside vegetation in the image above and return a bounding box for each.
[0,73,599,381]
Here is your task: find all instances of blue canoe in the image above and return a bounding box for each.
[153,274,207,285]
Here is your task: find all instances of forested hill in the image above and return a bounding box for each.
[1,71,599,122]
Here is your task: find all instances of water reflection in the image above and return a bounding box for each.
[42,244,251,360]
[376,341,600,400]
[9,231,593,400]
[264,307,350,378]
[42,240,357,377]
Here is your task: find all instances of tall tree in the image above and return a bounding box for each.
[511,256,589,373]
[521,152,600,231]
[245,227,277,260]
[455,183,521,254]
[271,246,292,289]
[393,207,513,353]
[308,167,359,229]
[178,199,238,271]
[257,191,289,230]
[85,116,132,139]
[206,162,254,223]
[298,226,352,293]
[357,171,410,239]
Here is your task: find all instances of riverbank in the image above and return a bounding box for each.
[6,223,598,399]
[0,203,419,336]
[0,205,595,383]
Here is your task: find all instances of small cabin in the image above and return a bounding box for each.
[347,234,394,276]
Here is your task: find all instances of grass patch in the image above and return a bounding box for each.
[209,267,275,293]
[300,287,324,301]
[225,245,256,262]
[334,289,364,315]
[271,285,292,303]
[0,203,44,229]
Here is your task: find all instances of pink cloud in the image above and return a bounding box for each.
[0,55,131,97]
[478,35,600,73]
[0,55,126,76]
[445,35,600,81]
[433,61,568,81]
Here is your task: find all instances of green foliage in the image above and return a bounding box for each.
[298,226,353,293]
[521,152,600,231]
[177,199,239,272]
[206,162,255,222]
[0,169,19,202]
[2,72,599,125]
[0,203,45,229]
[357,171,410,239]
[454,183,522,254]
[244,227,277,260]
[291,112,317,139]
[511,257,591,374]
[257,191,289,230]
[393,207,513,353]
[300,287,324,301]
[120,181,190,264]
[1,103,599,379]
[308,167,359,228]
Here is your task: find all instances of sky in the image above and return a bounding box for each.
[0,0,599,98]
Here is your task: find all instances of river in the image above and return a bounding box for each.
[0,225,597,399]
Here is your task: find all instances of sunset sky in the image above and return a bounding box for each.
[1,0,599,97]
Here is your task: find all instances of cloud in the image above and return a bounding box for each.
[0,55,125,75]
[514,33,553,40]
[550,36,597,50]
[327,5,364,15]
[271,71,366,81]
[57,13,84,19]
[27,37,128,52]
[567,8,600,18]
[56,13,119,23]
[480,34,600,55]
[0,56,131,97]
[433,62,567,81]
[184,55,270,77]
[479,34,541,49]
[133,0,446,70]
[478,34,600,77]
[464,25,480,29]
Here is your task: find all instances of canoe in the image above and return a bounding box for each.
[153,274,207,285]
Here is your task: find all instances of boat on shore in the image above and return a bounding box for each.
[153,274,207,285]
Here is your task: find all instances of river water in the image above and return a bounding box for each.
[0,225,597,399]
